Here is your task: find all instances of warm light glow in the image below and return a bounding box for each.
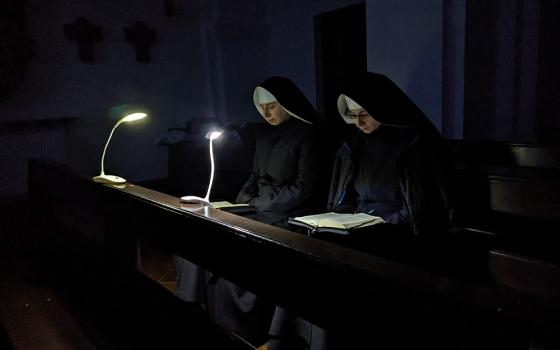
[121,112,147,123]
[206,130,223,140]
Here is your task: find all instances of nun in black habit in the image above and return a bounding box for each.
[174,77,320,312]
[234,76,322,226]
[267,72,454,350]
[328,71,454,234]
[205,76,322,347]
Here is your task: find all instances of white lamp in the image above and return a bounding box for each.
[93,112,148,184]
[180,130,223,206]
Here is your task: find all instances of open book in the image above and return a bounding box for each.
[211,201,250,209]
[289,212,385,235]
[210,201,255,214]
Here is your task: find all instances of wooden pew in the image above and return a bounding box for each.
[110,183,560,348]
[26,159,250,349]
[448,140,560,258]
[28,158,560,348]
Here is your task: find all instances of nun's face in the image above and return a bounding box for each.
[260,102,290,126]
[347,108,381,134]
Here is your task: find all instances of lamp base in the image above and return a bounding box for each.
[93,174,127,184]
[180,195,212,206]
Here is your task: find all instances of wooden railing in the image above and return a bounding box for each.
[28,159,560,348]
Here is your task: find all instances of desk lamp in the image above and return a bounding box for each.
[180,130,223,206]
[93,112,147,184]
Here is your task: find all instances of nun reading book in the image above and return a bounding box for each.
[232,76,322,227]
[203,76,323,347]
[267,72,455,350]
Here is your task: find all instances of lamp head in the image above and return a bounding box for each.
[120,112,147,124]
[206,130,223,141]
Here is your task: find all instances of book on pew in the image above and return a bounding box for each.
[211,201,255,214]
[288,212,385,235]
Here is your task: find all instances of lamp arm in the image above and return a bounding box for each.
[99,123,120,176]
[204,138,216,201]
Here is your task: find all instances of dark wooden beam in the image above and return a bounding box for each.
[27,159,560,346]
[101,182,560,335]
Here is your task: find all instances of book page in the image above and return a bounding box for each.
[324,213,377,227]
[211,201,250,209]
[292,212,383,229]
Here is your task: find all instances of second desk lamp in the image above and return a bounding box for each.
[180,130,223,206]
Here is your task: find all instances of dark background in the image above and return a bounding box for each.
[1,0,559,199]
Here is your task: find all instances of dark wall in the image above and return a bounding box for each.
[464,0,558,144]
[442,0,466,139]
[536,0,560,145]
[0,0,32,101]
[1,0,558,189]
[366,0,559,145]
[366,0,444,132]
[1,0,216,181]
[0,0,361,183]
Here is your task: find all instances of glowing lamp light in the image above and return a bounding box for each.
[180,130,223,206]
[207,130,222,140]
[121,112,147,123]
[92,112,147,184]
